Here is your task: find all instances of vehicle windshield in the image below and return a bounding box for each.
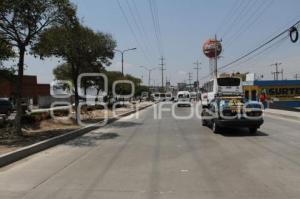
[178,94,189,98]
[217,78,240,86]
[0,100,10,106]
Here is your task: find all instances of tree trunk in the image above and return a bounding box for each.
[71,63,80,123]
[83,79,87,100]
[14,46,25,135]
[74,77,79,123]
[95,88,100,102]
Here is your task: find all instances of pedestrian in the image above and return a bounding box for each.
[260,92,268,109]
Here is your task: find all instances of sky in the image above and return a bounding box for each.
[10,0,300,85]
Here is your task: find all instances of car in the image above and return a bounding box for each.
[201,97,264,134]
[0,99,14,116]
[176,91,191,107]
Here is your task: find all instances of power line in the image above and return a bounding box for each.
[148,0,164,56]
[224,0,274,48]
[198,34,290,84]
[131,0,157,56]
[216,0,242,34]
[125,0,152,53]
[116,0,152,64]
[152,0,164,53]
[221,1,253,39]
[223,0,260,40]
[222,35,289,74]
[220,19,300,71]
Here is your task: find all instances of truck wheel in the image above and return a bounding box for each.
[249,128,257,134]
[212,121,220,134]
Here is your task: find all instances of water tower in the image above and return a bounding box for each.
[203,36,222,78]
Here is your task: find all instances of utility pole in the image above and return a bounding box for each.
[193,60,201,90]
[188,72,193,91]
[214,35,218,79]
[212,35,222,79]
[271,62,282,80]
[295,74,300,80]
[159,56,166,90]
[280,69,284,80]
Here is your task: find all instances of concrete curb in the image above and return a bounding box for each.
[0,103,153,168]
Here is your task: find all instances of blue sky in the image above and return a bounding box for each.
[16,0,300,85]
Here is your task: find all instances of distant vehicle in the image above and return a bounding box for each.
[159,93,166,101]
[152,92,160,101]
[165,92,173,101]
[190,92,197,101]
[176,91,191,107]
[0,99,14,116]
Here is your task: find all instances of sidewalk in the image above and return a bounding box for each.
[264,108,300,121]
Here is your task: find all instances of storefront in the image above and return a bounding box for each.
[243,80,300,110]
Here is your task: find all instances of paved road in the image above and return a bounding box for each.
[1,103,300,199]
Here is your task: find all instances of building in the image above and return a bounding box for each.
[177,83,187,91]
[0,75,50,105]
[243,80,300,110]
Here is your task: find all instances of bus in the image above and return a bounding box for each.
[201,77,243,107]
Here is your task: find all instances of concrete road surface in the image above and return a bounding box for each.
[1,103,300,199]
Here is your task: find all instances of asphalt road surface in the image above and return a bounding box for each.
[1,103,300,199]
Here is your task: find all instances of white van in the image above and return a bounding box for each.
[165,92,173,101]
[159,93,166,101]
[152,92,160,101]
[176,91,191,107]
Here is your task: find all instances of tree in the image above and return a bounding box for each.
[0,0,75,134]
[0,67,15,81]
[53,63,105,98]
[33,24,116,121]
[0,36,14,65]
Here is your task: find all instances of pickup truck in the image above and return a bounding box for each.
[201,96,264,134]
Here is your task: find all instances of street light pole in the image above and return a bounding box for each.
[115,48,137,75]
[139,66,159,87]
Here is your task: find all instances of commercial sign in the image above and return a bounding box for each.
[267,86,300,97]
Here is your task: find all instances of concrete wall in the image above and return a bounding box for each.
[38,96,73,108]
